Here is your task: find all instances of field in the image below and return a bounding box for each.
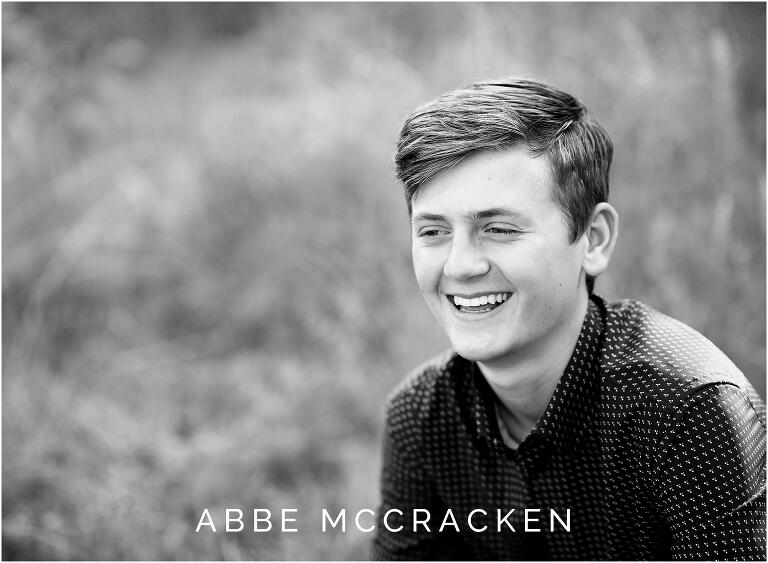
[3,3,765,560]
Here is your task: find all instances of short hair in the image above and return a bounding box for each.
[394,77,613,293]
[395,78,613,240]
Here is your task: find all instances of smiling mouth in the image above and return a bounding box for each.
[447,292,511,314]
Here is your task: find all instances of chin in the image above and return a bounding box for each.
[451,338,513,364]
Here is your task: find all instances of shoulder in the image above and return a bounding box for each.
[593,298,765,504]
[599,297,756,404]
[594,297,765,462]
[385,348,465,424]
[386,350,473,439]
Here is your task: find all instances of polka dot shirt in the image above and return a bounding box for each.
[372,295,766,560]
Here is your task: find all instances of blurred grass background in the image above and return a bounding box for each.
[2,2,765,560]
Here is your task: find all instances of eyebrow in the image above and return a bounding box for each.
[411,207,528,224]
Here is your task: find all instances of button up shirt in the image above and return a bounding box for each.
[372,296,766,560]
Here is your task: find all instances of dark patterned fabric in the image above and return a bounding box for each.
[372,295,766,560]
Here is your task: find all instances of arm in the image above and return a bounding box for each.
[656,383,766,560]
[371,391,465,560]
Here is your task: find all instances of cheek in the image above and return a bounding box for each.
[412,247,444,292]
[507,244,580,293]
[546,247,584,292]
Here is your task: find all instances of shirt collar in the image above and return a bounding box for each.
[469,295,606,456]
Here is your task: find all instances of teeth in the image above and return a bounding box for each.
[452,292,511,308]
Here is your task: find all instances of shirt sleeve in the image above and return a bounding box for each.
[371,390,466,560]
[656,383,767,560]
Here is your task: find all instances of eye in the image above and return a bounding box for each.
[484,224,523,238]
[418,227,450,238]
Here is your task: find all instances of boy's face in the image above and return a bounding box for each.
[410,147,589,366]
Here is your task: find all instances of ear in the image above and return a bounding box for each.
[582,202,619,277]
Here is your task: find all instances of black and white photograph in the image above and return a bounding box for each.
[3,2,766,560]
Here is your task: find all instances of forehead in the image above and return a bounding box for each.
[411,148,557,217]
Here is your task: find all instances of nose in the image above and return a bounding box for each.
[443,234,491,280]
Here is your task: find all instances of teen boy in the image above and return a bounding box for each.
[372,78,766,560]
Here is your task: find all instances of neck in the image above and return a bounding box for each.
[477,290,589,439]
